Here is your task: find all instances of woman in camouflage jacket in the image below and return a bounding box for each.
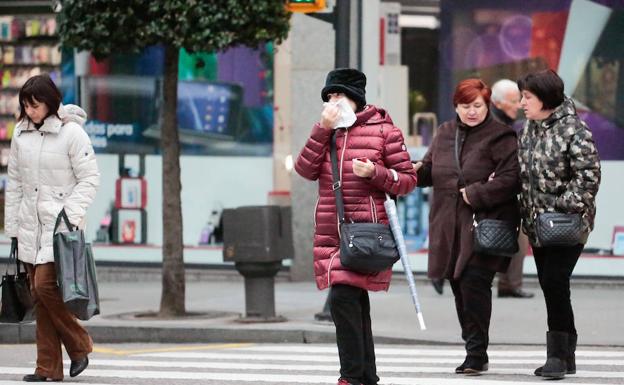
[517,69,601,380]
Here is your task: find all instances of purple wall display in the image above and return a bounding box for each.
[579,111,624,160]
[218,46,263,107]
[439,0,624,160]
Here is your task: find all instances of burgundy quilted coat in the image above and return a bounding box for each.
[295,105,417,292]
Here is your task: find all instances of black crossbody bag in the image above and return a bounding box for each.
[330,131,400,274]
[527,130,582,247]
[454,128,518,257]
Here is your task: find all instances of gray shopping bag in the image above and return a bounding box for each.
[76,243,100,321]
[53,209,89,317]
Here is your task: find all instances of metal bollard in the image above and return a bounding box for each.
[223,206,293,323]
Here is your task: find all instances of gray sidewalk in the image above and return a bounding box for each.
[1,268,622,346]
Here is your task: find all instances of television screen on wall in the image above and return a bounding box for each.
[176,80,243,140]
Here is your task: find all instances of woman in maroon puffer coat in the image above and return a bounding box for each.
[295,68,417,385]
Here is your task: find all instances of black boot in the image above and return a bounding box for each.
[534,332,577,376]
[22,373,61,382]
[457,355,488,375]
[538,331,568,379]
[22,374,47,382]
[431,279,444,295]
[567,333,577,375]
[70,355,89,377]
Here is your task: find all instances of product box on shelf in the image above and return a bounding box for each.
[112,208,147,244]
[115,177,147,209]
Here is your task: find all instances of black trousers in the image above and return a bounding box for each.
[329,284,379,385]
[450,266,496,360]
[533,243,583,333]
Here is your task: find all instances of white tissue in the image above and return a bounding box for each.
[323,97,357,129]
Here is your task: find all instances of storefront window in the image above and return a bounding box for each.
[63,44,275,156]
[440,0,624,160]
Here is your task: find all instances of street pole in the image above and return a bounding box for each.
[310,0,351,322]
[334,0,350,68]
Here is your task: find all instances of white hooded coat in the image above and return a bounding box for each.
[4,104,100,265]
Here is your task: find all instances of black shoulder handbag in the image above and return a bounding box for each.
[527,129,582,247]
[330,131,400,274]
[472,214,519,257]
[454,128,518,257]
[0,240,36,323]
[535,212,582,247]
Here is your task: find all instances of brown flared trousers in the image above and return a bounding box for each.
[26,262,93,380]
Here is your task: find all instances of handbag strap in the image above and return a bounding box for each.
[455,126,483,225]
[5,239,21,275]
[453,126,466,188]
[54,208,76,233]
[330,130,346,224]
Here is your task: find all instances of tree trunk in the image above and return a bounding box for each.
[159,44,185,316]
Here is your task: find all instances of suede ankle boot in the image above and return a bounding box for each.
[535,331,577,376]
[539,331,568,379]
[566,333,577,374]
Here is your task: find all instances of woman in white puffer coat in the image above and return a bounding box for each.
[4,74,99,382]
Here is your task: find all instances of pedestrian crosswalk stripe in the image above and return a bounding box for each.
[60,359,624,379]
[92,343,252,356]
[234,345,624,358]
[135,351,624,365]
[0,367,611,385]
[0,381,129,385]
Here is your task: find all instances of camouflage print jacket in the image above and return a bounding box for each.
[518,98,601,246]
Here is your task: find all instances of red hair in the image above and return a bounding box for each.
[453,78,491,106]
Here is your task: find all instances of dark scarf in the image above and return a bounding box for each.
[490,104,515,126]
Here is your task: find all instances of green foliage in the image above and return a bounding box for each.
[58,0,292,59]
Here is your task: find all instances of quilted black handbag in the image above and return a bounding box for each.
[454,128,517,257]
[535,212,582,247]
[472,215,519,257]
[330,131,399,274]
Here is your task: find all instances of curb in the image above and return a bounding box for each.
[0,323,430,345]
[3,323,623,347]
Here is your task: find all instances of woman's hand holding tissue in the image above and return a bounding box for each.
[320,103,341,130]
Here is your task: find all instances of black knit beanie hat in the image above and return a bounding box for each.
[321,68,367,110]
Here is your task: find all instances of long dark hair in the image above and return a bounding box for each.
[18,74,62,122]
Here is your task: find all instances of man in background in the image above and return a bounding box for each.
[490,79,534,299]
